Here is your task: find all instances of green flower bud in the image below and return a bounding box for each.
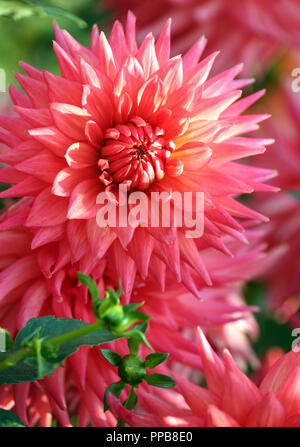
[103,304,124,328]
[118,354,146,386]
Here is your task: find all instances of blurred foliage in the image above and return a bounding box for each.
[244,281,293,357]
[0,0,111,87]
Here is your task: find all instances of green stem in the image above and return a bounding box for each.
[117,386,137,427]
[46,320,104,347]
[0,347,33,372]
[0,320,105,373]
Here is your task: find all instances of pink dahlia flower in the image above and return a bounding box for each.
[106,0,300,75]
[109,328,300,427]
[252,85,300,312]
[0,14,275,298]
[0,201,275,426]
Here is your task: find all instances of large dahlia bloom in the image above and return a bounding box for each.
[0,14,275,298]
[0,200,275,426]
[109,329,300,427]
[106,0,300,75]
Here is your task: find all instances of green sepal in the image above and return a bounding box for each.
[145,353,169,369]
[100,349,122,367]
[144,373,176,388]
[77,272,100,303]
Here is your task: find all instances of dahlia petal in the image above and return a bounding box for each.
[44,71,82,105]
[0,255,40,303]
[67,220,89,263]
[125,10,138,54]
[173,143,212,170]
[203,63,244,97]
[39,369,66,411]
[90,24,100,55]
[182,36,207,71]
[13,383,30,425]
[31,225,66,249]
[53,42,80,81]
[223,89,266,117]
[15,150,65,182]
[14,73,49,108]
[82,85,113,129]
[221,349,262,423]
[0,167,26,184]
[50,103,91,140]
[29,126,73,158]
[65,142,99,169]
[68,347,89,390]
[155,18,171,66]
[111,240,137,301]
[175,373,220,418]
[86,219,117,259]
[138,77,164,119]
[0,115,31,140]
[9,85,32,108]
[193,90,242,120]
[85,120,103,148]
[127,228,154,278]
[246,393,285,427]
[67,179,100,219]
[0,130,21,148]
[196,328,225,396]
[26,187,68,227]
[14,106,52,127]
[52,167,98,197]
[109,20,130,67]
[206,405,240,427]
[136,33,159,80]
[99,31,117,79]
[107,393,160,427]
[178,234,211,285]
[0,176,45,198]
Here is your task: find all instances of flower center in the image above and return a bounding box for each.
[98,117,177,191]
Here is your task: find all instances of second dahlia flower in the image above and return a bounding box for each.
[107,0,300,75]
[0,13,274,298]
[108,329,300,427]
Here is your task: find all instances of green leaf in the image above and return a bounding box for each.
[145,373,176,388]
[0,409,24,427]
[0,355,38,385]
[104,381,126,412]
[145,353,169,369]
[1,317,123,384]
[23,1,87,28]
[0,1,35,20]
[77,272,100,302]
[101,349,122,367]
